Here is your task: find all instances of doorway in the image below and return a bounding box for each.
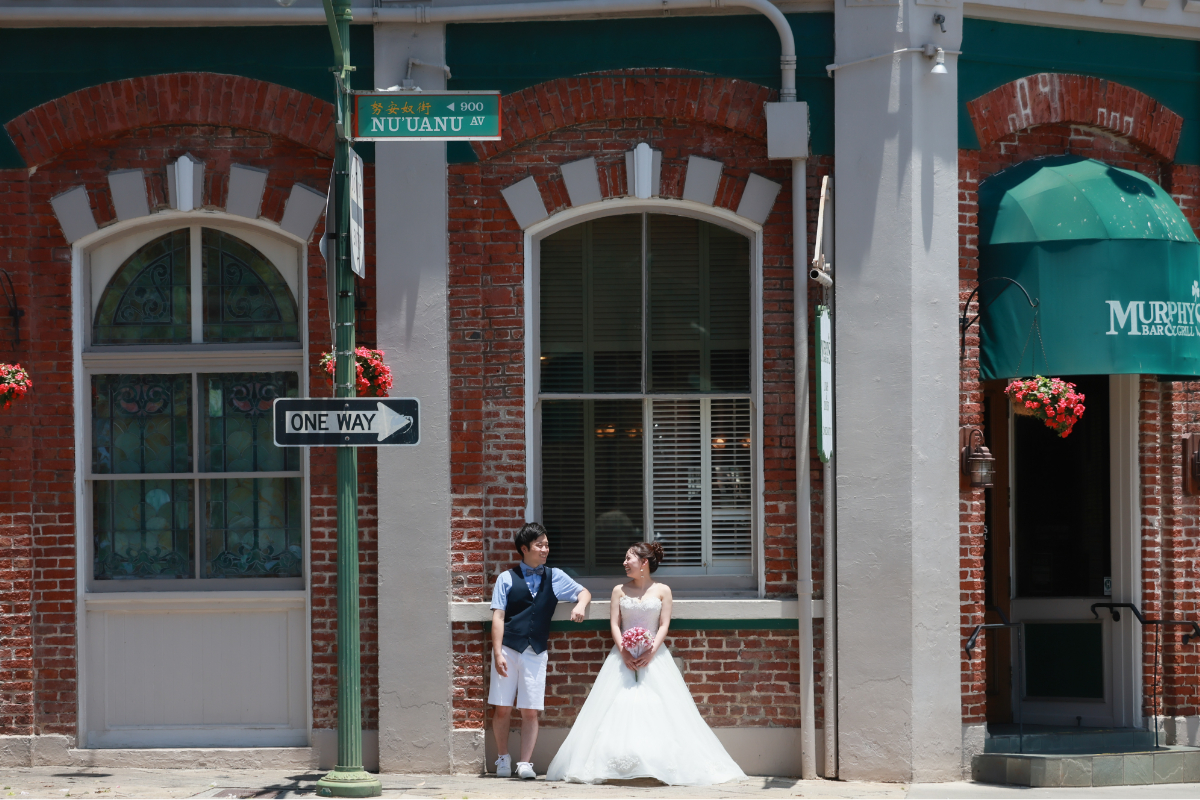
[982,375,1141,729]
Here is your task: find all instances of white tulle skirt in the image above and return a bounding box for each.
[545,644,747,786]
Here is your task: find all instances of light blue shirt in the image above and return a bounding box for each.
[490,564,585,610]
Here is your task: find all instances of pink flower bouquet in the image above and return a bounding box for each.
[621,626,654,682]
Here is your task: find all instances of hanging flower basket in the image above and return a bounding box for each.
[320,347,394,398]
[0,363,32,411]
[1004,375,1086,438]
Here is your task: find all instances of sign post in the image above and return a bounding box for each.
[313,0,380,796]
[304,9,501,795]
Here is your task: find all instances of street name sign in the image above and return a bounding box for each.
[352,91,501,141]
[274,398,419,446]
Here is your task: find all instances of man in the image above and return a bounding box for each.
[490,522,591,779]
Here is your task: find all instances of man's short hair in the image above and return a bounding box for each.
[514,522,548,555]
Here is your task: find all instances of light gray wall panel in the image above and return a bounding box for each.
[624,148,662,198]
[50,187,97,243]
[374,21,454,775]
[107,170,149,222]
[279,184,326,241]
[832,0,963,783]
[500,176,548,230]
[560,157,601,206]
[682,155,722,205]
[227,165,269,219]
[736,174,782,225]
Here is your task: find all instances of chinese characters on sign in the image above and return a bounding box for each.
[353,91,501,141]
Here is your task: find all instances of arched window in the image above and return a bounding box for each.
[86,223,304,587]
[537,212,754,577]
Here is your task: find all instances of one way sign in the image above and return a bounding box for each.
[273,398,420,446]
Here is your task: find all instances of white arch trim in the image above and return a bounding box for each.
[521,197,766,594]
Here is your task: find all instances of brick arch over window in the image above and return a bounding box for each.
[4,73,335,168]
[966,73,1183,163]
[473,71,775,160]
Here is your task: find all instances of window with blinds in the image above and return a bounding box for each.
[539,213,753,576]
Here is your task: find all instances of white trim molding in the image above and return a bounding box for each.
[450,598,818,622]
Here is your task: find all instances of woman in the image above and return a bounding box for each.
[545,541,747,785]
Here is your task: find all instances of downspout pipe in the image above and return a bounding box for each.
[792,158,816,779]
[381,0,795,100]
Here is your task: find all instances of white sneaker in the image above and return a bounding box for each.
[516,761,536,780]
[495,754,511,777]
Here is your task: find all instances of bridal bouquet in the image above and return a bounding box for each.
[621,627,654,682]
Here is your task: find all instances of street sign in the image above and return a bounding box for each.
[349,147,365,278]
[274,398,420,446]
[352,91,501,141]
[815,306,833,463]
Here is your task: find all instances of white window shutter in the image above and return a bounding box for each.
[650,399,704,566]
[709,398,753,562]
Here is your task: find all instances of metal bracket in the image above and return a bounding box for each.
[959,276,1039,360]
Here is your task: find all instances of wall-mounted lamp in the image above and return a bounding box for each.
[1184,433,1200,495]
[961,428,996,489]
[930,48,948,75]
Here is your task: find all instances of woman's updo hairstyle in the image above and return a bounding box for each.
[629,541,666,573]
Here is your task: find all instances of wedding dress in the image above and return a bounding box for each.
[545,594,747,785]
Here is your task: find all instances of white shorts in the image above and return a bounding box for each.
[488,645,548,711]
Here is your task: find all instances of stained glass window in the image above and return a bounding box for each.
[88,223,305,586]
[92,374,192,474]
[202,229,299,343]
[203,372,299,473]
[93,480,193,579]
[204,478,303,578]
[92,230,190,344]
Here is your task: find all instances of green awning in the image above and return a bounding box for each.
[978,156,1200,381]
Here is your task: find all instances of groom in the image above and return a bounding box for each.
[489,522,591,779]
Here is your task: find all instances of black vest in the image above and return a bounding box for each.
[502,567,558,655]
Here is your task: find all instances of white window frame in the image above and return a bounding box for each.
[73,211,315,749]
[73,212,311,593]
[523,200,766,596]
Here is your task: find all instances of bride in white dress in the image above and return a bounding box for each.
[546,541,747,785]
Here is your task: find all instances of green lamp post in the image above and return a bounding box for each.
[309,0,382,796]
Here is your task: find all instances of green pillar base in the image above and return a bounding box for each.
[315,766,382,798]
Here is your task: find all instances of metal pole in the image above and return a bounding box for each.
[316,0,381,796]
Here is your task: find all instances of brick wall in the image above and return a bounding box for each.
[0,74,380,735]
[454,624,801,731]
[446,72,825,732]
[960,74,1200,724]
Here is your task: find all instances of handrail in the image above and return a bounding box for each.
[965,604,1200,754]
[1090,602,1200,644]
[1091,602,1199,749]
[965,612,1025,753]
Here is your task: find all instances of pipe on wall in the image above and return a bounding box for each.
[380,0,796,101]
[793,157,817,780]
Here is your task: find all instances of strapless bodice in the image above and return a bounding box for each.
[619,594,662,634]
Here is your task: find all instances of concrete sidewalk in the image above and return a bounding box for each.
[0,768,1196,799]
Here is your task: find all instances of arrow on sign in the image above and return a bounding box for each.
[448,102,455,111]
[377,402,413,442]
